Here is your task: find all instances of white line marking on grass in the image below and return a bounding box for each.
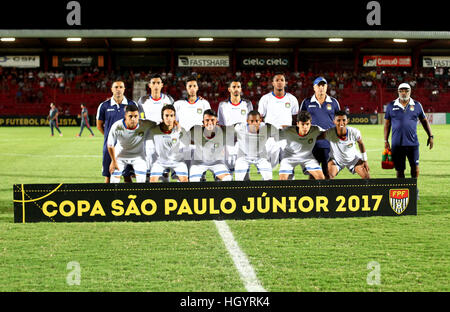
[214,220,266,292]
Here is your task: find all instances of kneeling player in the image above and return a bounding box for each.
[189,109,232,182]
[234,111,274,181]
[107,105,156,183]
[149,105,190,182]
[326,111,370,179]
[278,111,325,180]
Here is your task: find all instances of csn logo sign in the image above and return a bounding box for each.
[242,57,289,67]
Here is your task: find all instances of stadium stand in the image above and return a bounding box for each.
[1,67,449,116]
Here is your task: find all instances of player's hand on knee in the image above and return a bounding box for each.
[109,161,119,174]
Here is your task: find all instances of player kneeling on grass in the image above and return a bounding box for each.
[234,111,274,181]
[107,105,157,183]
[278,111,325,180]
[189,109,232,182]
[149,105,190,182]
[325,111,370,179]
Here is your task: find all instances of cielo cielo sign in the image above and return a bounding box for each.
[242,56,289,67]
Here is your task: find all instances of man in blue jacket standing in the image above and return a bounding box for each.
[300,77,340,179]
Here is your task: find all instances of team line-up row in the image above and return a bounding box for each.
[105,103,369,183]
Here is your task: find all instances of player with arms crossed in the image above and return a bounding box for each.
[107,105,157,183]
[234,111,274,181]
[325,111,370,179]
[278,111,325,180]
[149,105,190,182]
[189,109,232,182]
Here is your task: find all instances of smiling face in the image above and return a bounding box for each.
[203,114,217,131]
[334,114,348,136]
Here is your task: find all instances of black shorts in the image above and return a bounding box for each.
[391,145,419,172]
[312,145,330,174]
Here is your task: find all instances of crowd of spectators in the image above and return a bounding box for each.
[1,66,450,113]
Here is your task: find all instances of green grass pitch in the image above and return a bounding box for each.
[0,125,448,291]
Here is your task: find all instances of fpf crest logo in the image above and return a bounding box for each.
[389,189,409,215]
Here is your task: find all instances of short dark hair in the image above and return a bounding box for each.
[228,78,242,87]
[273,72,285,80]
[247,110,261,119]
[203,109,217,118]
[334,110,348,118]
[161,104,176,118]
[297,110,312,122]
[185,75,198,85]
[149,73,163,82]
[125,104,139,112]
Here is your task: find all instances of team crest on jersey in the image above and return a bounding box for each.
[214,143,220,149]
[347,143,353,148]
[308,138,313,144]
[172,138,178,144]
[327,104,332,111]
[197,108,203,114]
[285,102,291,108]
[241,109,246,115]
[138,131,144,137]
[410,106,414,111]
[389,189,409,215]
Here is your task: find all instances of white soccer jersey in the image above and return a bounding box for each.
[150,124,189,164]
[190,125,226,165]
[137,93,174,123]
[257,92,299,129]
[107,119,156,159]
[234,122,273,160]
[326,126,362,165]
[281,125,324,159]
[173,97,211,131]
[217,99,253,126]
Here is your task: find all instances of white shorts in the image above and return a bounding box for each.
[330,156,362,174]
[189,161,231,182]
[279,157,322,178]
[150,160,188,181]
[265,137,282,168]
[235,157,272,181]
[110,157,148,183]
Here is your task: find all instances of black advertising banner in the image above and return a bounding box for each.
[0,115,94,127]
[0,1,447,31]
[348,114,379,125]
[13,179,417,223]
